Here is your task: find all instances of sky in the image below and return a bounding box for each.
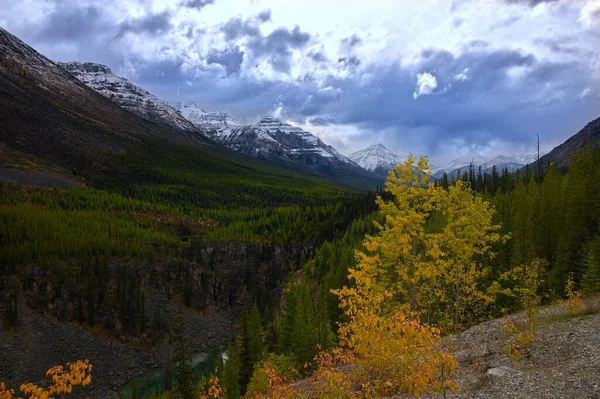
[1,0,599,165]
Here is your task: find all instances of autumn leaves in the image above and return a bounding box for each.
[0,360,92,399]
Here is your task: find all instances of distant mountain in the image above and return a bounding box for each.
[175,102,377,183]
[348,144,405,176]
[528,116,600,172]
[432,153,539,180]
[60,62,200,134]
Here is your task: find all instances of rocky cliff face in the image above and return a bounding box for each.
[413,298,600,398]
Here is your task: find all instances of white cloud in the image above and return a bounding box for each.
[578,87,592,99]
[271,95,284,118]
[454,68,470,81]
[413,72,438,99]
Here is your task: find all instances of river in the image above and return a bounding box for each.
[120,346,228,398]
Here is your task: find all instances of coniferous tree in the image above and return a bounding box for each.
[247,302,265,369]
[173,313,195,399]
[582,236,600,295]
[290,281,318,365]
[221,338,241,399]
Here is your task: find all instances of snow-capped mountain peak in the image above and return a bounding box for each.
[348,143,405,172]
[59,62,198,133]
[176,102,241,127]
[176,106,356,167]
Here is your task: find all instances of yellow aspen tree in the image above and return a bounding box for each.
[428,180,501,332]
[332,226,458,398]
[361,154,501,332]
[365,154,440,317]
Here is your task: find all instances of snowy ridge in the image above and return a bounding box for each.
[60,62,198,133]
[176,102,356,167]
[176,102,241,128]
[432,153,542,179]
[254,116,353,163]
[348,144,405,172]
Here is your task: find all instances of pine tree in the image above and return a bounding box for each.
[221,338,241,399]
[290,281,318,365]
[247,303,265,369]
[279,284,298,354]
[173,313,195,399]
[582,236,600,295]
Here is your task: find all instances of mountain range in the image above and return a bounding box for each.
[56,62,375,182]
[174,103,367,178]
[50,60,545,182]
[1,25,599,189]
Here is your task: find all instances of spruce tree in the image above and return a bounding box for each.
[221,338,241,399]
[247,302,265,368]
[173,313,195,399]
[582,236,600,295]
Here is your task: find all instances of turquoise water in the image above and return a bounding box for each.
[120,346,227,398]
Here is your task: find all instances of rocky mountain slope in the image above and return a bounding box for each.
[60,62,200,134]
[348,143,405,176]
[529,116,600,172]
[0,26,210,185]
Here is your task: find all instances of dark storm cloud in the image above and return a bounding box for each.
[115,11,173,38]
[503,0,559,6]
[257,10,272,23]
[341,34,361,50]
[152,41,598,159]
[35,5,103,42]
[220,17,261,40]
[207,46,245,75]
[534,38,580,55]
[338,56,361,67]
[134,60,188,94]
[219,10,271,41]
[249,26,311,54]
[247,25,311,73]
[308,116,335,126]
[182,0,216,10]
[309,51,327,63]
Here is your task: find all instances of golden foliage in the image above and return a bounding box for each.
[495,260,545,365]
[354,154,501,332]
[564,272,583,314]
[0,360,92,399]
[199,376,223,399]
